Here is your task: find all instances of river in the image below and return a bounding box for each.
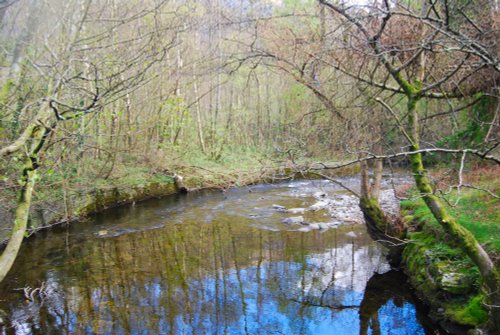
[0,178,442,334]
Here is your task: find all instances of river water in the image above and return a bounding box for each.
[0,179,440,334]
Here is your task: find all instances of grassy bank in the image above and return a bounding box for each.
[1,146,354,244]
[401,167,499,328]
[0,147,269,243]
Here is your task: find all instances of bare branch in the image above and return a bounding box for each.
[311,147,500,171]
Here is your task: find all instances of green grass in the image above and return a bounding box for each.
[401,186,499,255]
[449,192,499,252]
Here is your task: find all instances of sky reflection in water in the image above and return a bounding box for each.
[0,180,432,334]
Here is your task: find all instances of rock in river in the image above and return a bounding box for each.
[318,222,329,230]
[272,204,287,212]
[288,208,306,214]
[309,200,329,211]
[282,216,305,225]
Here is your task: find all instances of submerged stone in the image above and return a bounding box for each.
[309,200,329,211]
[345,231,357,238]
[327,222,340,228]
[272,204,287,211]
[318,223,329,230]
[308,223,320,230]
[282,216,304,225]
[313,191,327,199]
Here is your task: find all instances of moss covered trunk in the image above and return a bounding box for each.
[359,161,405,265]
[0,170,36,282]
[407,96,499,331]
[0,123,48,283]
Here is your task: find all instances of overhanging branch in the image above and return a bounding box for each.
[311,147,500,171]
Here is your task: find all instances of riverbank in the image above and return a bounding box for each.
[0,149,265,243]
[400,166,499,333]
[0,150,358,244]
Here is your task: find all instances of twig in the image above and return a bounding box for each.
[375,97,415,146]
[308,171,361,198]
[454,151,467,205]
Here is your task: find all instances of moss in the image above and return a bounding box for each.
[360,197,387,231]
[402,209,488,327]
[446,295,488,326]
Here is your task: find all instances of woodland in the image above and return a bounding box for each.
[0,0,499,333]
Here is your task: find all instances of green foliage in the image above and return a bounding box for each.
[0,79,13,104]
[282,83,308,108]
[0,79,14,138]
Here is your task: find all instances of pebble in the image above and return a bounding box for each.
[345,231,357,238]
[309,200,329,211]
[313,191,327,199]
[288,208,305,214]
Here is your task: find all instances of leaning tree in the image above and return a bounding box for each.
[317,0,499,330]
[0,0,179,282]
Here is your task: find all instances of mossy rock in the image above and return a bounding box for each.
[403,229,487,327]
[439,271,475,295]
[446,296,488,327]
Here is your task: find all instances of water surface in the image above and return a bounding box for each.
[0,179,438,334]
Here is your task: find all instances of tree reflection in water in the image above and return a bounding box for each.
[0,182,438,334]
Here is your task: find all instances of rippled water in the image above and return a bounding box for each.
[0,179,439,334]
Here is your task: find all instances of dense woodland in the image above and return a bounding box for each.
[0,0,499,332]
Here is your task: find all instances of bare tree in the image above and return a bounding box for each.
[0,0,175,282]
[318,0,499,330]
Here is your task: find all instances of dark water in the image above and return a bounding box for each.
[0,180,439,334]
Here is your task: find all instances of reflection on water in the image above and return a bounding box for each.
[0,180,437,334]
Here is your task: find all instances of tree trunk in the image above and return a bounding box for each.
[359,160,405,265]
[370,141,383,199]
[407,96,500,331]
[0,169,36,282]
[0,123,48,283]
[192,63,206,154]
